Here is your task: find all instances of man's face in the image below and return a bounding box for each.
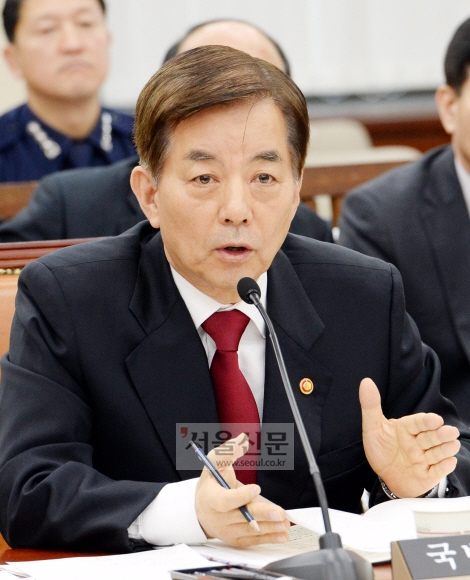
[4,0,110,102]
[437,75,470,173]
[132,99,300,303]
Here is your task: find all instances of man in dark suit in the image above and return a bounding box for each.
[0,18,332,243]
[0,47,468,553]
[339,17,470,426]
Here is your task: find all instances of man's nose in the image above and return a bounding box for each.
[219,179,253,225]
[59,22,85,52]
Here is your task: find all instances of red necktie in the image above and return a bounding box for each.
[202,310,260,485]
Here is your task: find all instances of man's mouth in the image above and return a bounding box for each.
[216,245,253,260]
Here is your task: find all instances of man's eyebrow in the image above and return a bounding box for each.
[184,150,283,163]
[252,151,283,163]
[32,7,97,22]
[184,150,217,162]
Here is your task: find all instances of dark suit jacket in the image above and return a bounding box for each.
[339,145,470,424]
[1,222,469,552]
[0,156,333,242]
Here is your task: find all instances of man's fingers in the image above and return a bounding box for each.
[209,483,260,513]
[225,513,289,537]
[224,506,290,548]
[416,424,461,450]
[359,378,384,432]
[427,456,458,481]
[248,499,288,525]
[424,439,461,465]
[400,412,444,436]
[232,530,289,548]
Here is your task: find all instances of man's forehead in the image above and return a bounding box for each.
[169,101,289,149]
[19,0,102,23]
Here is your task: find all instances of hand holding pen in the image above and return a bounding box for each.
[192,433,290,546]
[190,440,261,533]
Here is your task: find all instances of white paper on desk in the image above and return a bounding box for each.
[0,571,28,580]
[192,525,321,568]
[0,563,32,578]
[7,543,212,580]
[287,507,416,553]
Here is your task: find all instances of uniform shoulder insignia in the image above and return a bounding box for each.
[105,108,135,137]
[0,106,24,152]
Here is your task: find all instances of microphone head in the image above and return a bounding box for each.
[237,277,261,304]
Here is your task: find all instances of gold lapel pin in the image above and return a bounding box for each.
[299,378,314,395]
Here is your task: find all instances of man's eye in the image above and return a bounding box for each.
[37,26,56,35]
[77,19,95,28]
[196,175,211,185]
[257,173,273,184]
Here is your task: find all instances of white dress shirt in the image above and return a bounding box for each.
[128,269,267,545]
[454,154,470,219]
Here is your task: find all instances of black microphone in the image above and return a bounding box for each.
[237,277,373,580]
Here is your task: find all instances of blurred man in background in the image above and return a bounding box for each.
[164,19,290,75]
[339,17,470,425]
[0,0,135,182]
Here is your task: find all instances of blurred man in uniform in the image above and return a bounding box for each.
[0,0,135,182]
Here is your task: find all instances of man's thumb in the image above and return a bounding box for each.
[359,378,384,431]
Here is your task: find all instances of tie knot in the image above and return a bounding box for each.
[202,310,250,352]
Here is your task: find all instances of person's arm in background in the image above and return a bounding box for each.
[338,185,394,262]
[0,174,65,242]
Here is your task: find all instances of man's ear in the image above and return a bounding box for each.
[130,166,160,229]
[3,44,25,80]
[290,173,302,220]
[436,84,458,136]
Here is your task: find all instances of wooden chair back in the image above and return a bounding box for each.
[300,156,419,227]
[0,238,100,270]
[0,181,37,221]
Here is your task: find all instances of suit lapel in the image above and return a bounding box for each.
[420,148,470,363]
[257,250,333,509]
[125,236,332,499]
[126,234,218,480]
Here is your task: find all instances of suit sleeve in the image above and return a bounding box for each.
[0,176,65,242]
[0,260,160,552]
[338,186,394,262]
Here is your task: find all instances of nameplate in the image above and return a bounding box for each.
[392,534,470,579]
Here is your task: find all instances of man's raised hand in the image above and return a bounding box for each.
[360,377,460,498]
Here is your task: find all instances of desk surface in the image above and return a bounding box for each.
[0,546,392,580]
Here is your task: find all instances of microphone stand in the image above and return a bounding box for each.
[237,278,373,580]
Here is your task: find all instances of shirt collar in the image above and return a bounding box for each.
[454,154,470,218]
[171,267,267,338]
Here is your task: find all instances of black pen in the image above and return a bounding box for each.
[190,440,261,533]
